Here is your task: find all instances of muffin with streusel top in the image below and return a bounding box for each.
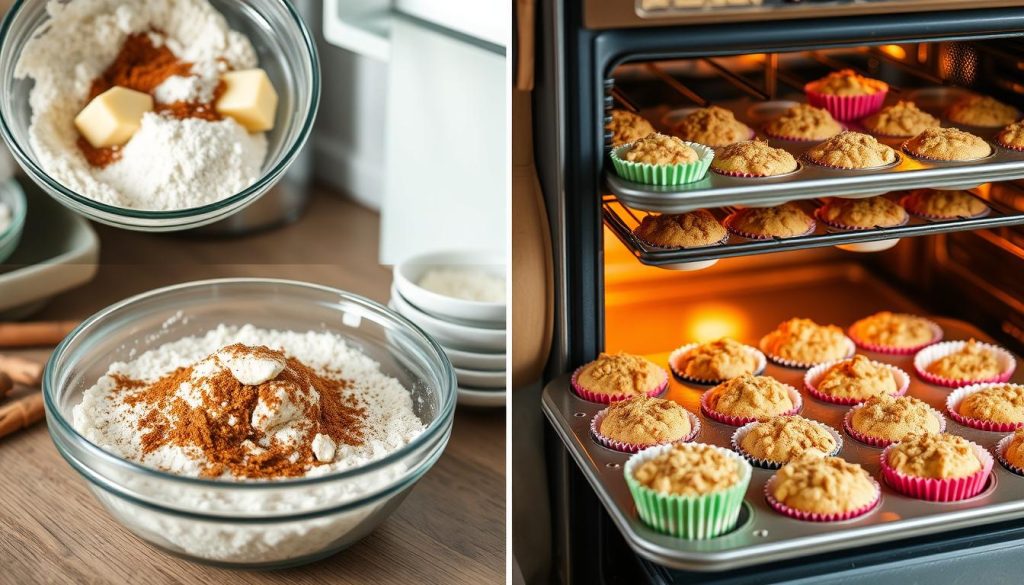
[886,433,982,480]
[606,109,656,147]
[805,70,888,121]
[817,196,907,230]
[805,131,898,170]
[810,355,902,403]
[924,339,1006,383]
[955,383,1024,427]
[848,311,940,352]
[996,120,1024,151]
[573,352,668,403]
[737,415,838,466]
[760,317,852,367]
[863,101,940,137]
[595,394,694,449]
[611,132,713,186]
[633,210,726,249]
[669,338,763,383]
[763,104,843,141]
[899,189,988,220]
[1000,428,1024,471]
[903,127,991,161]
[946,95,1020,128]
[674,106,753,148]
[725,203,815,239]
[710,140,798,177]
[768,455,878,519]
[847,394,943,446]
[702,374,798,424]
[621,132,698,165]
[808,69,888,98]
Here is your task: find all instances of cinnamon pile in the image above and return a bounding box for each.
[118,344,367,479]
[78,32,226,168]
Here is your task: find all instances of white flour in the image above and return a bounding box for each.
[420,268,507,303]
[72,324,427,562]
[16,0,268,211]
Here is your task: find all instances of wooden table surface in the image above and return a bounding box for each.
[0,188,506,584]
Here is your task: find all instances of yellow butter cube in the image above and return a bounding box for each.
[74,86,154,148]
[216,68,278,132]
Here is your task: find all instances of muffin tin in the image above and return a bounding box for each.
[541,317,1024,572]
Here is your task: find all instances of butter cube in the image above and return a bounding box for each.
[74,86,154,148]
[216,69,278,132]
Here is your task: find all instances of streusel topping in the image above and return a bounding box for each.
[674,106,752,148]
[633,210,726,249]
[728,203,814,238]
[926,339,1004,381]
[600,395,692,445]
[805,131,898,169]
[810,69,887,96]
[705,374,794,418]
[761,318,850,365]
[622,132,699,165]
[849,311,937,348]
[711,140,798,176]
[958,384,1024,425]
[607,109,656,147]
[740,416,836,463]
[851,394,942,442]
[904,127,990,161]
[765,104,842,141]
[816,355,898,400]
[577,352,665,397]
[946,95,1020,128]
[671,338,760,381]
[820,196,907,229]
[1003,428,1024,469]
[863,101,940,137]
[771,455,877,515]
[633,443,740,496]
[887,433,981,479]
[997,120,1024,149]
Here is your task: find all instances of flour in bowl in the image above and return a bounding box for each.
[419,268,506,303]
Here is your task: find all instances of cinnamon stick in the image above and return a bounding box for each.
[0,392,45,440]
[0,355,43,386]
[0,321,79,348]
[0,372,12,399]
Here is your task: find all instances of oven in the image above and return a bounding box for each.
[519,1,1024,583]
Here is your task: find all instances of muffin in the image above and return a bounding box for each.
[763,104,843,141]
[621,132,697,165]
[946,95,1020,128]
[610,132,713,186]
[817,196,908,230]
[760,317,852,367]
[862,101,940,137]
[805,70,888,121]
[668,338,764,383]
[917,339,1011,387]
[606,109,656,147]
[724,203,815,239]
[846,394,944,447]
[735,415,839,468]
[903,127,991,161]
[593,394,695,451]
[804,131,898,170]
[996,120,1024,151]
[882,433,991,501]
[633,210,727,249]
[572,352,668,403]
[767,455,879,520]
[807,355,904,404]
[673,106,753,148]
[701,374,799,425]
[998,428,1024,474]
[848,311,940,353]
[899,189,988,220]
[948,383,1024,432]
[625,443,752,539]
[710,140,798,177]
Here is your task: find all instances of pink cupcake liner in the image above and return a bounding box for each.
[897,193,990,221]
[667,342,767,385]
[723,212,817,241]
[996,136,1024,152]
[591,408,701,453]
[945,383,1024,432]
[880,442,993,502]
[731,419,842,470]
[847,317,944,355]
[570,365,670,404]
[699,383,803,426]
[913,340,1017,388]
[803,358,910,405]
[710,163,802,180]
[758,335,856,370]
[996,433,1024,477]
[900,141,995,164]
[805,84,888,122]
[814,205,910,233]
[843,402,946,448]
[801,151,902,172]
[764,474,881,522]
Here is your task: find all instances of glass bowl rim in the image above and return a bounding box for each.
[0,0,321,221]
[0,177,26,244]
[43,277,458,490]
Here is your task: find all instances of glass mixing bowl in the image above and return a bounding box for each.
[43,279,456,568]
[0,0,319,232]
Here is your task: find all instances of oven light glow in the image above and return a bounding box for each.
[880,45,906,60]
[685,304,749,343]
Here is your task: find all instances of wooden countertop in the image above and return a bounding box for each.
[0,188,505,584]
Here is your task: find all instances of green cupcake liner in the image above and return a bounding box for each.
[624,443,752,540]
[610,141,714,186]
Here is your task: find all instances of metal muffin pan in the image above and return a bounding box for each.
[607,95,1024,213]
[541,317,1024,572]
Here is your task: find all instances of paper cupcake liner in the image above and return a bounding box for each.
[758,336,856,370]
[843,402,947,448]
[804,85,888,122]
[610,142,714,186]
[898,193,991,221]
[764,474,881,522]
[996,433,1024,477]
[699,383,803,426]
[731,419,843,470]
[624,444,753,539]
[722,212,817,241]
[591,408,701,453]
[900,141,995,164]
[880,442,993,502]
[814,205,910,233]
[848,317,944,355]
[667,342,767,385]
[996,136,1024,152]
[802,151,902,172]
[571,365,670,404]
[913,340,1017,388]
[803,359,910,405]
[945,383,1024,432]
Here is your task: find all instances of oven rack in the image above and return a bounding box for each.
[602,187,1024,266]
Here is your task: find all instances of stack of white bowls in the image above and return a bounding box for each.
[390,251,506,407]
